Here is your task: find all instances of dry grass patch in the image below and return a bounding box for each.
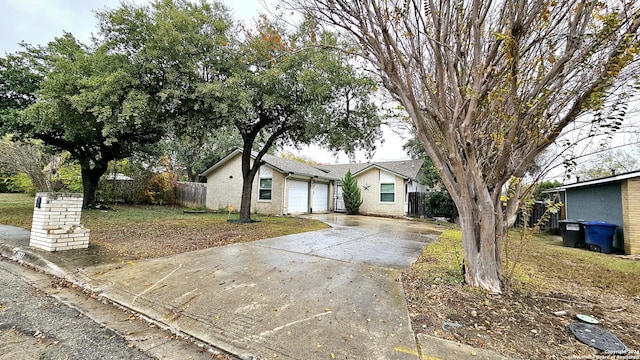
[0,193,328,263]
[83,206,328,259]
[403,228,640,360]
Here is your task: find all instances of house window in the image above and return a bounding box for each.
[380,183,395,202]
[259,166,272,201]
[380,170,395,203]
[259,178,272,200]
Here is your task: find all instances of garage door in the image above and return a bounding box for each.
[313,183,329,212]
[288,180,309,213]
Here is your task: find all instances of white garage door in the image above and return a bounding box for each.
[313,183,329,212]
[288,180,309,213]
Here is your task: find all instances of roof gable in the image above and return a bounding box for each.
[260,153,337,179]
[199,149,337,180]
[199,149,243,177]
[315,159,424,182]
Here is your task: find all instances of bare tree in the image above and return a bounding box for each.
[287,0,640,293]
[0,136,52,192]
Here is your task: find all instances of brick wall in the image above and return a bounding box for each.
[29,192,90,252]
[622,179,640,255]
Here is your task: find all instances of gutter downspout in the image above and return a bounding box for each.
[283,173,292,215]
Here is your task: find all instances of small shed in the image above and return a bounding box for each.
[547,170,640,254]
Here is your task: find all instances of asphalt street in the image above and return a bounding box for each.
[0,258,229,360]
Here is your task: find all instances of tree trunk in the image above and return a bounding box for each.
[79,160,108,208]
[239,148,259,222]
[457,198,503,294]
[186,167,197,182]
[450,160,505,294]
[239,174,254,221]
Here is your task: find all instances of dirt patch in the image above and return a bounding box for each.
[404,278,640,359]
[403,231,640,359]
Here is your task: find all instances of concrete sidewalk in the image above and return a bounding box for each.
[0,218,510,360]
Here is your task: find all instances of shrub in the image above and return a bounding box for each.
[342,169,363,215]
[9,173,35,195]
[55,162,83,192]
[0,174,19,193]
[424,190,458,221]
[145,172,177,205]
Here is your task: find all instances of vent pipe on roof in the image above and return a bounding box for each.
[611,169,616,175]
[576,176,581,183]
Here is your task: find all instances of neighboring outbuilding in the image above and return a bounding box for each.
[546,170,640,255]
[200,149,426,218]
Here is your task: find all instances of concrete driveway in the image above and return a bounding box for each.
[303,213,443,239]
[286,213,442,269]
[2,215,442,360]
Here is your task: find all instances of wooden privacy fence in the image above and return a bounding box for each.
[407,192,428,217]
[515,201,562,234]
[175,181,206,207]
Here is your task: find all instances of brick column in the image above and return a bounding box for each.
[622,179,639,255]
[29,192,90,251]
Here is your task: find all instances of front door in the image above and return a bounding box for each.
[335,184,346,212]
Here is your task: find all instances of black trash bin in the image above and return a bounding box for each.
[559,220,586,248]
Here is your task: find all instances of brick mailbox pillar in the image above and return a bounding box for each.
[29,192,90,251]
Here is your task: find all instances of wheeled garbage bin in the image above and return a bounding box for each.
[559,220,585,248]
[583,221,618,254]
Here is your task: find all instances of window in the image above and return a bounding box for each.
[259,178,272,200]
[259,166,272,201]
[380,170,396,203]
[380,183,395,202]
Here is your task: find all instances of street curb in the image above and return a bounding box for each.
[0,242,68,279]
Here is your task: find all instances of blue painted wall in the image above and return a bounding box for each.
[566,182,624,249]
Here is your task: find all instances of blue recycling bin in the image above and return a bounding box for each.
[583,221,618,254]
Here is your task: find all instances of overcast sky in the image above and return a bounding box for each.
[0,0,268,53]
[0,0,410,164]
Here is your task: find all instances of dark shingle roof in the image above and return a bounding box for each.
[201,148,424,183]
[315,159,424,181]
[200,149,335,179]
[260,153,338,179]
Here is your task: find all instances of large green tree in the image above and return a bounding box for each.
[291,0,640,293]
[96,0,238,181]
[167,128,242,182]
[97,0,382,221]
[218,19,382,221]
[2,34,165,207]
[0,47,43,125]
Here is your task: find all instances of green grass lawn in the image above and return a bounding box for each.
[409,227,640,296]
[0,193,34,229]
